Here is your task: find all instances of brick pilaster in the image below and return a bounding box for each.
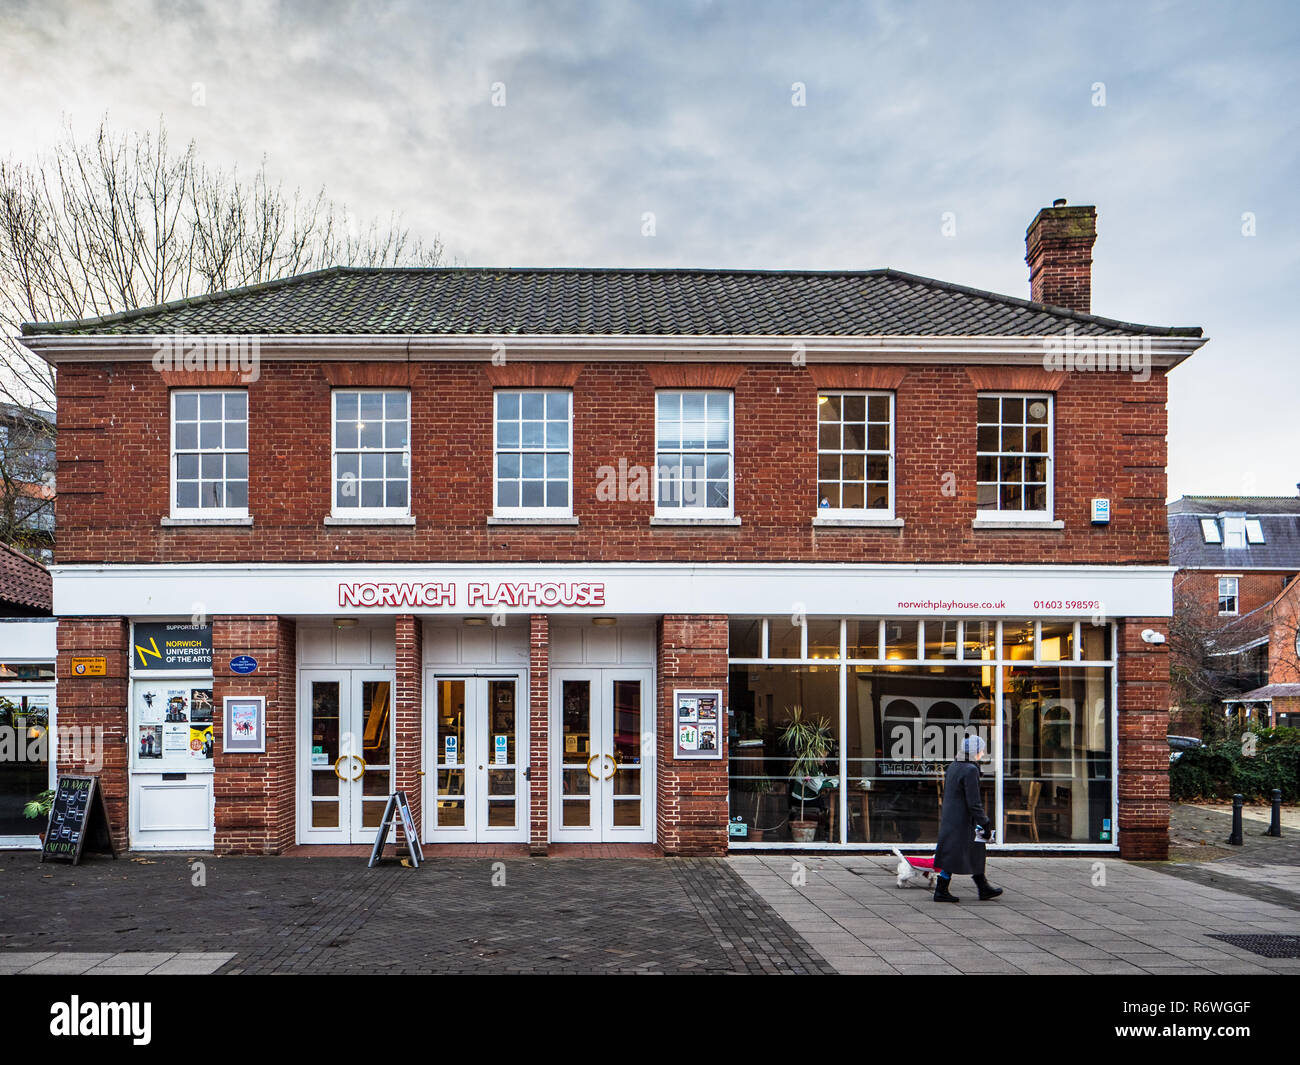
[213,615,295,854]
[394,614,423,840]
[1116,616,1170,860]
[656,615,729,856]
[55,617,131,855]
[529,614,549,855]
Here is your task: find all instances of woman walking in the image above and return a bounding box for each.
[933,734,1003,903]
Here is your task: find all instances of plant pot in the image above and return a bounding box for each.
[748,827,765,843]
[790,820,818,843]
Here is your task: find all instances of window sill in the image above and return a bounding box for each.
[650,516,742,527]
[812,516,904,529]
[324,515,416,526]
[161,516,253,527]
[487,516,580,526]
[971,518,1064,530]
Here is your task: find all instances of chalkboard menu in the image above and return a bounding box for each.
[41,775,117,865]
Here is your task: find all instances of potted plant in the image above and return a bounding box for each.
[747,776,775,842]
[24,789,55,840]
[780,706,834,842]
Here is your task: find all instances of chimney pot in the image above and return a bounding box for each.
[1026,201,1097,314]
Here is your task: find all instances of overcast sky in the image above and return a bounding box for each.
[2,0,1297,499]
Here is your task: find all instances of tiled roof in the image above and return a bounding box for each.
[1169,495,1300,516]
[1228,683,1300,702]
[21,267,1203,338]
[0,541,51,614]
[1170,513,1300,570]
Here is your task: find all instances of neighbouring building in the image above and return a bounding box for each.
[0,401,56,563]
[0,540,55,847]
[1169,494,1300,731]
[17,201,1205,860]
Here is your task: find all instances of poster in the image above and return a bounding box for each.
[190,723,214,760]
[674,688,723,760]
[189,688,214,723]
[223,696,265,754]
[132,622,213,671]
[136,686,164,723]
[137,725,162,759]
[161,723,190,756]
[164,689,189,723]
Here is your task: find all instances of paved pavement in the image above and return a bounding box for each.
[1158,801,1300,910]
[0,852,829,975]
[3,810,1298,975]
[730,852,1300,975]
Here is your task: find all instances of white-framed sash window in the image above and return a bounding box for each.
[655,390,733,517]
[816,391,894,518]
[332,389,411,516]
[493,390,572,518]
[170,390,249,518]
[976,392,1053,521]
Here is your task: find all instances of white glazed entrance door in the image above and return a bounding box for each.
[299,670,395,844]
[550,668,653,843]
[426,676,527,843]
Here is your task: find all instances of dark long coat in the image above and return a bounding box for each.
[933,760,992,876]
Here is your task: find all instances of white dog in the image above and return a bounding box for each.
[892,847,935,889]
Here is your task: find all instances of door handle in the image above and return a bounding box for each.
[603,753,617,780]
[586,754,601,780]
[334,754,366,781]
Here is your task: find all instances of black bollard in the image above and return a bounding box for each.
[1227,793,1244,846]
[1266,788,1283,838]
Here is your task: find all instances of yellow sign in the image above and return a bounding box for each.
[70,657,107,676]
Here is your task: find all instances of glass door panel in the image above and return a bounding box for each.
[308,679,342,831]
[435,680,468,829]
[608,679,642,831]
[559,679,594,830]
[481,679,519,833]
[0,691,51,841]
[357,678,392,832]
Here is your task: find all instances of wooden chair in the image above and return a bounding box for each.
[1004,780,1042,842]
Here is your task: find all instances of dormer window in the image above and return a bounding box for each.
[1223,515,1246,549]
[1200,519,1221,543]
[1245,519,1265,544]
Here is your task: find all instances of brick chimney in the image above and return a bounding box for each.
[1025,199,1097,314]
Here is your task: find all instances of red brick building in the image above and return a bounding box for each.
[19,202,1205,859]
[1169,494,1300,728]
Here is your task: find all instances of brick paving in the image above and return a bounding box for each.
[1155,802,1300,909]
[0,851,829,975]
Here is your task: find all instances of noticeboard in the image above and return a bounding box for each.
[673,688,723,760]
[41,775,117,865]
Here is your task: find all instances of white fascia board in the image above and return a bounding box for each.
[50,561,1176,619]
[0,618,58,660]
[20,332,1207,366]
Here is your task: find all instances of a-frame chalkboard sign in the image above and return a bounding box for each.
[368,791,424,868]
[41,775,117,865]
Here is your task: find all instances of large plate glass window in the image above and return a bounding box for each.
[494,390,572,518]
[976,393,1053,520]
[332,390,410,516]
[171,390,248,518]
[816,392,893,517]
[655,390,733,516]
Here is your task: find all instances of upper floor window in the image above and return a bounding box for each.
[171,390,248,517]
[1200,519,1222,543]
[332,390,409,515]
[494,390,571,517]
[1218,576,1239,615]
[655,391,732,516]
[976,393,1052,519]
[1245,519,1265,544]
[817,392,893,517]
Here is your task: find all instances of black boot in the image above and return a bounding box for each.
[973,874,1002,901]
[933,876,960,903]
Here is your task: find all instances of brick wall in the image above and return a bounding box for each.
[656,615,729,856]
[528,614,549,854]
[1117,617,1171,860]
[212,615,295,854]
[54,360,1169,566]
[1175,570,1292,630]
[394,614,423,840]
[55,617,130,854]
